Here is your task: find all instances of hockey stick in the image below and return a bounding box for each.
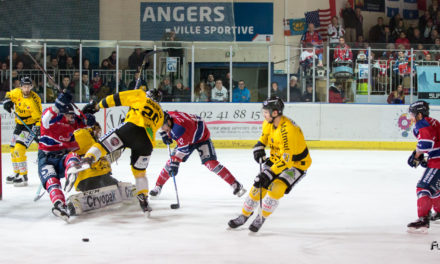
[10,37,87,120]
[258,159,263,222]
[133,52,150,90]
[167,144,180,209]
[11,112,45,201]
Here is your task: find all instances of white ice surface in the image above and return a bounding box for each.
[0,149,439,264]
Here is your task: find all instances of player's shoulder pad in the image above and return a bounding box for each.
[170,123,186,139]
[415,118,430,130]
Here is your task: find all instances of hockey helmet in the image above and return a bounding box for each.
[65,103,75,115]
[409,100,429,117]
[20,76,33,86]
[163,111,173,127]
[262,96,284,115]
[146,88,163,103]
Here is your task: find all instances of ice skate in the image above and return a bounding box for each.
[149,185,162,197]
[137,193,152,215]
[407,215,430,233]
[249,215,266,232]
[66,197,82,216]
[52,200,70,222]
[13,174,28,187]
[228,214,250,229]
[231,181,246,197]
[431,211,440,223]
[6,173,19,184]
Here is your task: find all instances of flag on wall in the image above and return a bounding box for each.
[305,9,332,41]
[385,0,419,19]
[284,18,307,36]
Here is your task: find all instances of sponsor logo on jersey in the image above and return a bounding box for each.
[110,137,120,146]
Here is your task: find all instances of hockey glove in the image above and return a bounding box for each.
[3,99,14,113]
[82,100,99,115]
[253,141,266,163]
[32,125,40,143]
[168,160,180,177]
[85,113,96,127]
[408,150,425,168]
[159,130,173,145]
[254,169,275,189]
[54,92,73,113]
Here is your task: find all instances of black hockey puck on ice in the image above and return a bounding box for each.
[170,204,180,209]
[82,238,89,242]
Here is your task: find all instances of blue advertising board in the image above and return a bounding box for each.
[140,2,273,41]
[417,66,440,105]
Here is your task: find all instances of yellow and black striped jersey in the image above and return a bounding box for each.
[73,128,112,189]
[259,116,311,174]
[6,88,42,126]
[98,89,164,147]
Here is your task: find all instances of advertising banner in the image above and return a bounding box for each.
[417,66,440,105]
[140,2,273,42]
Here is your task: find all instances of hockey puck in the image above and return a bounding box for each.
[170,204,180,209]
[82,238,89,242]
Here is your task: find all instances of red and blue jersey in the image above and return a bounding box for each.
[413,117,440,169]
[39,106,86,153]
[167,111,210,160]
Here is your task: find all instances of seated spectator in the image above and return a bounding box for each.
[172,80,190,102]
[107,51,117,69]
[82,59,91,77]
[419,11,431,32]
[300,43,320,72]
[158,76,173,102]
[232,80,251,102]
[422,19,436,40]
[194,81,210,102]
[301,84,319,102]
[127,71,146,90]
[289,76,302,102]
[74,72,91,103]
[378,26,395,45]
[211,79,228,102]
[395,32,410,50]
[60,76,74,94]
[427,29,440,45]
[333,37,353,62]
[329,83,346,103]
[100,59,110,70]
[223,72,237,90]
[57,48,68,69]
[270,81,286,101]
[415,43,429,61]
[369,17,385,43]
[409,28,423,46]
[91,72,103,98]
[109,71,128,93]
[206,74,215,89]
[65,56,75,70]
[387,84,405,104]
[390,13,402,34]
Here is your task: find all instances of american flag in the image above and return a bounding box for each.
[305,9,332,42]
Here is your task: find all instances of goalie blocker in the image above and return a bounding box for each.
[67,182,136,215]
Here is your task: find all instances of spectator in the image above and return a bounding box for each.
[429,1,440,18]
[171,80,190,102]
[107,51,117,69]
[232,80,251,102]
[409,28,424,46]
[392,19,406,41]
[270,81,286,101]
[369,17,385,43]
[334,37,353,61]
[341,1,357,43]
[194,81,210,102]
[301,23,323,54]
[48,58,59,71]
[423,19,436,40]
[329,83,346,103]
[127,71,146,90]
[389,13,402,33]
[60,76,74,94]
[57,48,68,69]
[128,47,148,70]
[74,72,91,103]
[206,74,215,89]
[100,59,110,70]
[109,71,128,94]
[211,79,228,102]
[430,38,440,60]
[419,11,432,32]
[289,76,302,102]
[72,48,80,68]
[427,29,439,45]
[90,72,103,98]
[300,43,320,73]
[301,84,319,102]
[65,56,75,70]
[82,59,91,77]
[387,84,405,104]
[415,43,429,61]
[158,76,173,101]
[378,25,394,45]
[328,16,345,49]
[395,32,410,50]
[223,72,237,90]
[355,7,363,38]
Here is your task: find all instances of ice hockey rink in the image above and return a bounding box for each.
[0,148,439,264]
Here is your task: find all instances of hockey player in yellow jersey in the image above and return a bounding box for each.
[3,76,42,186]
[71,89,164,214]
[228,96,311,232]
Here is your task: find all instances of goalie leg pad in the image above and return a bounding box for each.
[67,185,124,214]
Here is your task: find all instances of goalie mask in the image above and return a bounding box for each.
[146,89,163,103]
